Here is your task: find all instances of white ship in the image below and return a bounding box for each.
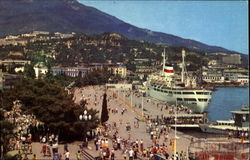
[146,49,213,113]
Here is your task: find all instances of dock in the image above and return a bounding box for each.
[163,113,205,128]
[170,124,200,128]
[164,113,204,118]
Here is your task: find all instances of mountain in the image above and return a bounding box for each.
[0,0,241,54]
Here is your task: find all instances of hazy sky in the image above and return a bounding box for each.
[79,1,248,54]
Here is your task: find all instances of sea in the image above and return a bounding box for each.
[206,87,249,122]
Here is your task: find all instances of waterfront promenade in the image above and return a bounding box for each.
[14,85,246,160]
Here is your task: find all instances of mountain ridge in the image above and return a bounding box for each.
[0,0,242,54]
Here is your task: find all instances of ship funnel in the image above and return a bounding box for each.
[164,64,174,76]
[181,49,186,83]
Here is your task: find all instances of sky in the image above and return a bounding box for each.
[79,1,248,54]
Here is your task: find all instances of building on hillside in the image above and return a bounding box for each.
[222,54,241,65]
[14,67,25,73]
[32,31,50,36]
[223,69,249,83]
[5,35,19,40]
[223,68,249,76]
[135,65,159,80]
[107,64,127,78]
[0,59,31,67]
[83,63,127,78]
[133,58,160,80]
[2,73,23,89]
[202,70,225,83]
[33,62,48,78]
[54,32,75,39]
[209,52,228,56]
[0,59,31,72]
[52,63,127,78]
[8,51,23,56]
[208,60,218,67]
[202,68,249,85]
[52,67,89,77]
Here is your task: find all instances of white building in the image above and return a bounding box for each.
[208,60,218,66]
[108,65,127,78]
[202,71,225,83]
[33,62,48,78]
[15,67,25,73]
[222,54,241,65]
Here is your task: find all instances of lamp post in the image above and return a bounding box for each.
[170,80,178,157]
[174,100,177,157]
[173,86,179,158]
[130,91,133,107]
[79,110,92,147]
[141,93,144,118]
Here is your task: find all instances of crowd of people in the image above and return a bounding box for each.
[4,101,38,159]
[78,87,191,160]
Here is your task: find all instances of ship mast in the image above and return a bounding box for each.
[181,49,186,83]
[162,48,166,74]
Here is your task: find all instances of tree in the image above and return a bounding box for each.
[101,93,109,124]
[0,109,15,159]
[1,79,99,141]
[24,64,36,79]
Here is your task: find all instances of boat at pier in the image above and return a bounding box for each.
[199,107,249,134]
[146,49,213,113]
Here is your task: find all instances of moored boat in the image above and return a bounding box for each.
[199,107,249,134]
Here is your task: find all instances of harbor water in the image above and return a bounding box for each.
[206,87,249,122]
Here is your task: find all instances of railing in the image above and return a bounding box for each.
[188,140,250,160]
[80,147,96,160]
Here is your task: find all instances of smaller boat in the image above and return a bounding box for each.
[199,107,249,134]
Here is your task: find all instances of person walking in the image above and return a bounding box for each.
[53,152,59,160]
[41,143,47,156]
[128,148,134,160]
[47,144,52,157]
[32,154,36,160]
[76,150,81,160]
[111,149,115,160]
[64,150,70,160]
[140,139,144,152]
[64,144,68,153]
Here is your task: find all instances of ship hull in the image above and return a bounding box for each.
[148,86,211,113]
[199,124,228,134]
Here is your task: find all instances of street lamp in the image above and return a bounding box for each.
[79,110,92,121]
[79,110,92,147]
[141,92,144,118]
[130,91,133,107]
[173,85,179,158]
[170,80,178,157]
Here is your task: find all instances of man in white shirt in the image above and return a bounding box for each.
[128,148,134,160]
[42,136,46,143]
[117,137,121,149]
[65,151,70,160]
